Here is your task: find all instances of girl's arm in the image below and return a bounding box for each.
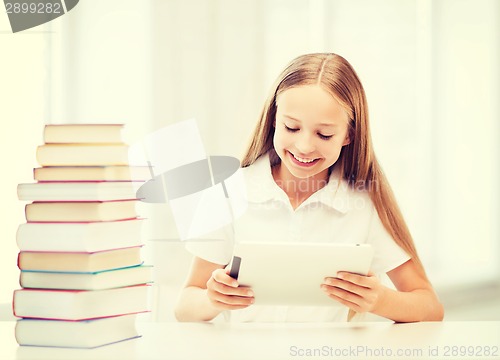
[174,256,254,322]
[322,259,444,322]
[382,259,444,321]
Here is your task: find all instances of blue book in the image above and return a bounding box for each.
[20,265,153,290]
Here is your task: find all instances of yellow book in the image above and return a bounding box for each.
[43,124,124,144]
[36,144,129,166]
[33,165,151,181]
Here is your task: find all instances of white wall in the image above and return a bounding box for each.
[147,0,500,293]
[431,0,499,287]
[0,25,47,306]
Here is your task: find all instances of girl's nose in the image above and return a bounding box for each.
[295,133,315,154]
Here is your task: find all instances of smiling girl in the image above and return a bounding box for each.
[175,53,444,323]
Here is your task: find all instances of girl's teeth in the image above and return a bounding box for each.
[293,154,315,163]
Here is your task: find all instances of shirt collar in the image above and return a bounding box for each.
[243,153,352,214]
[307,165,351,214]
[243,153,287,203]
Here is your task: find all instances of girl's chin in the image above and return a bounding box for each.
[282,162,328,180]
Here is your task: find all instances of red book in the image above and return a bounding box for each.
[25,200,139,222]
[13,285,150,321]
[18,181,142,201]
[16,219,144,252]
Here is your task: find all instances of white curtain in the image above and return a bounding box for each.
[1,0,498,316]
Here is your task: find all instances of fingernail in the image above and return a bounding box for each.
[247,290,254,297]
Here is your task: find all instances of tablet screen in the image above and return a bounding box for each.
[229,242,373,306]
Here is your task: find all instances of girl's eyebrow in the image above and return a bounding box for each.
[282,114,338,128]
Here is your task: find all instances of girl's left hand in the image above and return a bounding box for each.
[321,271,384,313]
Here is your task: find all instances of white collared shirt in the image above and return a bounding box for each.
[185,153,410,322]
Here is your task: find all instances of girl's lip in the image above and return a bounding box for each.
[287,151,320,167]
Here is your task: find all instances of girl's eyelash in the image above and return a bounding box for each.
[318,134,333,140]
[284,124,333,140]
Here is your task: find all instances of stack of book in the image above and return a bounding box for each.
[14,124,153,349]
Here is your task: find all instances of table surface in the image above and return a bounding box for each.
[1,320,499,360]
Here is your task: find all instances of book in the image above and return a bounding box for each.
[18,181,142,201]
[16,219,144,252]
[20,265,153,290]
[36,144,129,166]
[13,285,150,320]
[25,200,138,222]
[34,165,152,182]
[15,314,140,348]
[18,246,143,272]
[43,124,124,144]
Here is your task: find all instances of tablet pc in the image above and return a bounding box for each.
[229,242,373,306]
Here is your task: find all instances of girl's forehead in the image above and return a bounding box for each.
[278,84,352,120]
[276,85,349,122]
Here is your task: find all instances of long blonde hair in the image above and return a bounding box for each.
[242,53,426,277]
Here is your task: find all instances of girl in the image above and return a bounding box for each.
[175,53,444,323]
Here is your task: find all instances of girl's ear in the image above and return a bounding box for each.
[342,132,351,146]
[342,115,353,146]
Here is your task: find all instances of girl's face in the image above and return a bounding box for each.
[273,84,350,182]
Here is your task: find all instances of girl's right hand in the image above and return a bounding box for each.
[206,268,255,310]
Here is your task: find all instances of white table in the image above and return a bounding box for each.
[1,321,499,360]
